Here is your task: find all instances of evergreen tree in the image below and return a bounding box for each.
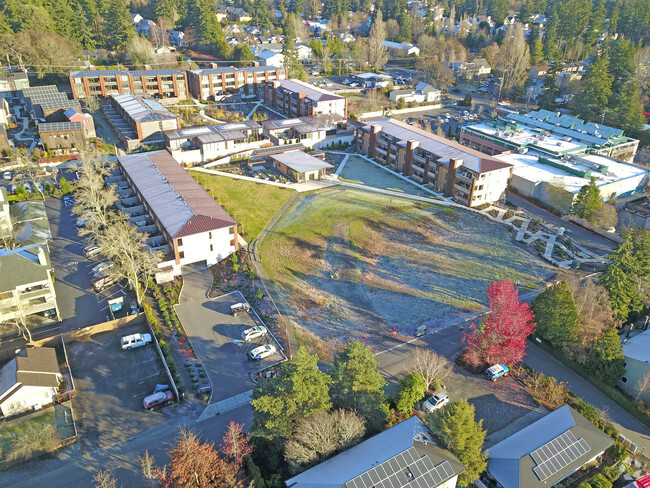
[102,0,134,50]
[71,3,96,49]
[251,347,331,441]
[190,0,221,45]
[571,177,601,221]
[587,327,625,385]
[430,400,488,486]
[543,10,561,61]
[282,14,308,80]
[395,373,427,414]
[599,237,642,321]
[0,11,11,36]
[251,0,273,29]
[571,55,613,121]
[531,280,579,348]
[537,60,563,110]
[607,37,638,92]
[234,44,255,66]
[607,80,645,133]
[212,20,232,59]
[528,25,543,66]
[488,0,510,25]
[289,0,303,14]
[583,0,606,47]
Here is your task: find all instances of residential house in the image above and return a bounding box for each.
[131,13,144,24]
[618,328,650,403]
[383,40,421,57]
[296,44,313,61]
[286,416,465,488]
[356,118,513,207]
[227,7,252,22]
[262,114,354,149]
[136,18,158,38]
[486,405,614,488]
[264,79,347,118]
[529,65,551,80]
[187,66,287,99]
[389,83,441,104]
[215,6,228,22]
[256,50,285,67]
[39,122,87,152]
[168,31,186,47]
[112,150,238,281]
[20,85,82,121]
[64,108,96,139]
[0,347,62,418]
[0,244,60,324]
[270,150,333,182]
[447,58,491,80]
[0,68,30,97]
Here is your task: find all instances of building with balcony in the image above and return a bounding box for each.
[112,150,238,281]
[187,66,287,100]
[262,114,354,150]
[165,120,266,165]
[459,109,639,163]
[0,188,12,242]
[357,118,513,207]
[264,79,347,118]
[0,244,60,324]
[69,68,188,101]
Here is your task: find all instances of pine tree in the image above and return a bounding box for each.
[212,20,232,59]
[587,327,625,385]
[234,44,255,66]
[102,0,134,50]
[571,55,613,121]
[72,3,96,49]
[531,280,579,348]
[430,400,487,486]
[251,0,273,29]
[528,25,543,66]
[571,177,601,221]
[543,10,561,61]
[599,237,642,321]
[583,0,606,47]
[607,80,645,133]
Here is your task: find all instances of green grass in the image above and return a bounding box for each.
[190,171,295,239]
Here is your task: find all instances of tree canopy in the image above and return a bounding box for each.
[531,280,579,348]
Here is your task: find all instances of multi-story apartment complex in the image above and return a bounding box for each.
[264,79,347,118]
[357,118,513,207]
[69,68,189,101]
[165,120,266,164]
[262,115,354,149]
[111,150,238,281]
[0,68,29,96]
[460,109,639,163]
[187,66,287,99]
[0,244,60,323]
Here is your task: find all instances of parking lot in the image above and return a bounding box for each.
[175,291,286,404]
[66,317,174,450]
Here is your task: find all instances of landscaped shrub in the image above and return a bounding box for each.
[588,474,612,488]
[602,466,620,483]
[395,373,427,414]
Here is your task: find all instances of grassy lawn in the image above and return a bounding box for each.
[190,171,295,239]
[0,404,76,461]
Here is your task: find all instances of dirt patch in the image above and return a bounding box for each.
[261,188,554,348]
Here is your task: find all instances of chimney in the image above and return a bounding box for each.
[144,65,152,70]
[253,61,260,67]
[210,62,219,69]
[404,139,419,176]
[445,157,463,197]
[367,124,382,159]
[37,246,48,266]
[89,66,96,71]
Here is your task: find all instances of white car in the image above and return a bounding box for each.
[121,333,152,350]
[92,260,114,275]
[422,391,449,413]
[249,344,276,360]
[241,325,268,341]
[3,172,11,180]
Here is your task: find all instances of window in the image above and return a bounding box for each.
[621,376,627,383]
[230,239,235,247]
[229,227,235,235]
[179,251,185,259]
[209,232,212,239]
[177,238,183,247]
[210,244,213,251]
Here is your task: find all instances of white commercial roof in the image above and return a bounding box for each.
[623,329,650,364]
[271,150,333,173]
[273,78,343,102]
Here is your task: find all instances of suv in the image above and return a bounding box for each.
[121,333,152,350]
[231,302,251,316]
[241,325,268,341]
[143,390,173,410]
[422,391,449,413]
[84,244,102,258]
[485,364,509,381]
[249,344,276,360]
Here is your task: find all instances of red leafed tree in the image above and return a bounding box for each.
[221,421,253,468]
[463,280,536,367]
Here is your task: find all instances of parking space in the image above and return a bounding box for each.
[174,291,286,404]
[66,317,174,450]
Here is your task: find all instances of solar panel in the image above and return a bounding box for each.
[531,432,591,482]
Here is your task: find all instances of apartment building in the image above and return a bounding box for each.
[69,68,189,101]
[262,114,354,149]
[0,68,29,96]
[0,188,11,242]
[0,244,60,324]
[187,66,287,100]
[113,151,238,281]
[460,109,639,162]
[264,79,347,118]
[39,121,87,151]
[20,85,81,121]
[165,120,265,164]
[357,118,513,207]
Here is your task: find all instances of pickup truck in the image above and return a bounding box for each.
[485,364,509,381]
[121,333,152,350]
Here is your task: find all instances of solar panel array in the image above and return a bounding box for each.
[253,143,304,155]
[39,121,84,132]
[531,431,591,482]
[345,447,455,488]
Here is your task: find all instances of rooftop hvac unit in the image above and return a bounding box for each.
[556,142,562,146]
[518,147,528,154]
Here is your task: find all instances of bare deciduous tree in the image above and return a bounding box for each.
[8,423,61,462]
[140,450,165,487]
[493,23,531,94]
[591,203,618,229]
[410,347,452,390]
[93,470,118,488]
[367,9,389,71]
[636,372,650,401]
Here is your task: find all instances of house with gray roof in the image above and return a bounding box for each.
[286,416,465,488]
[0,347,62,418]
[486,405,614,488]
[0,244,60,324]
[618,328,650,402]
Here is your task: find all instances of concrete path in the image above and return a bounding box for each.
[198,390,253,421]
[178,267,212,302]
[334,153,351,176]
[245,102,263,120]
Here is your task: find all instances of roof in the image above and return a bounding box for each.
[257,50,283,60]
[70,68,184,78]
[286,416,465,488]
[487,405,614,488]
[271,150,333,173]
[111,94,177,123]
[262,114,345,133]
[272,79,344,103]
[362,118,512,174]
[0,348,60,404]
[39,121,84,133]
[0,244,51,292]
[117,151,236,239]
[165,120,261,142]
[622,329,650,364]
[189,65,284,76]
[10,200,53,246]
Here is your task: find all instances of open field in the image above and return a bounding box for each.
[339,155,428,196]
[261,187,553,346]
[190,171,294,239]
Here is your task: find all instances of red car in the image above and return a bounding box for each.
[143,390,173,410]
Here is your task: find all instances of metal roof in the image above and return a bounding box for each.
[117,151,236,239]
[263,114,345,133]
[273,78,344,102]
[164,120,261,142]
[0,245,51,292]
[622,329,650,363]
[189,65,284,75]
[271,150,333,173]
[111,94,177,123]
[39,121,84,132]
[70,69,184,78]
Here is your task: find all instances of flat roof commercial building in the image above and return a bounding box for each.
[460,109,639,163]
[357,118,513,207]
[270,150,333,182]
[264,78,347,118]
[187,66,287,100]
[69,68,189,101]
[115,151,238,280]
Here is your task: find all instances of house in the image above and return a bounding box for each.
[227,7,252,22]
[256,50,285,67]
[168,30,186,47]
[131,13,144,24]
[383,40,421,56]
[356,118,513,207]
[286,416,465,488]
[0,244,60,324]
[446,58,491,80]
[215,6,228,22]
[39,122,87,152]
[618,328,650,403]
[0,68,30,97]
[389,83,441,104]
[69,68,189,100]
[353,72,393,88]
[0,347,62,418]
[136,18,157,38]
[270,150,333,182]
[415,82,442,103]
[264,79,347,118]
[262,114,354,149]
[339,32,356,43]
[296,44,313,61]
[187,66,287,99]
[112,150,238,281]
[20,85,82,121]
[529,65,551,80]
[486,405,614,488]
[9,199,53,247]
[64,108,96,139]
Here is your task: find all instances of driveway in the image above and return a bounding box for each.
[524,342,650,451]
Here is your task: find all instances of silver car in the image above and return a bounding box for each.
[241,325,268,341]
[422,391,449,413]
[249,344,276,360]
